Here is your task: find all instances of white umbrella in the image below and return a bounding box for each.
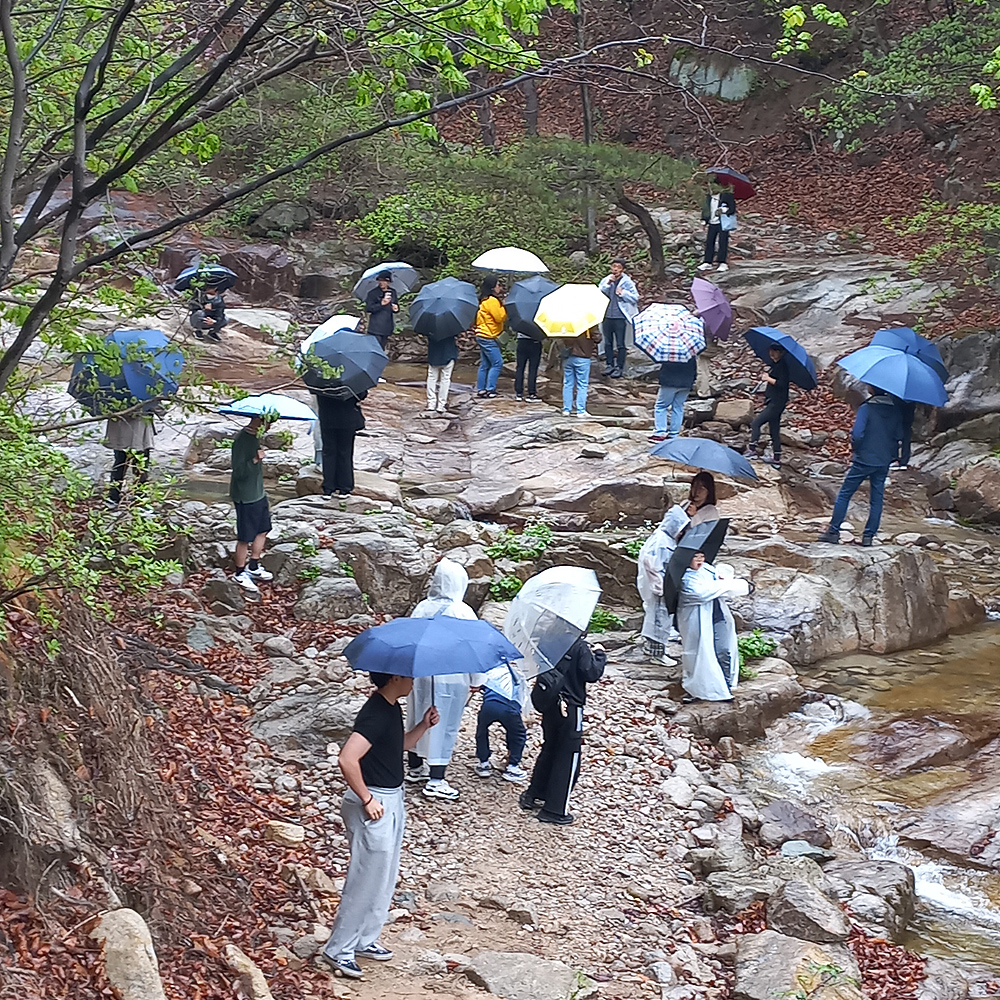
[352,262,419,300]
[503,566,602,679]
[300,314,360,354]
[472,247,549,274]
[218,392,316,421]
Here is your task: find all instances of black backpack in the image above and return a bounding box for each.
[531,667,566,713]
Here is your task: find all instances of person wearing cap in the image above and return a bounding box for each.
[365,271,399,350]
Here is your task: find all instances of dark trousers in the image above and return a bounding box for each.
[602,318,627,373]
[476,698,527,766]
[526,704,583,818]
[515,339,542,397]
[750,400,786,458]
[319,427,357,495]
[109,449,150,504]
[704,224,730,264]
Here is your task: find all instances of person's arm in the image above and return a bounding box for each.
[488,297,507,329]
[578,641,607,683]
[766,360,789,389]
[366,290,390,316]
[619,277,639,306]
[339,731,382,820]
[599,275,611,294]
[851,405,868,450]
[403,706,440,751]
[391,289,399,313]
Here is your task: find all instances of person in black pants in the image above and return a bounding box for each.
[514,332,542,401]
[313,388,367,496]
[698,184,737,272]
[519,636,606,826]
[894,400,916,469]
[748,344,790,470]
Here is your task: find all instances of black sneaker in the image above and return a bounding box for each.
[519,790,542,811]
[319,954,363,979]
[816,530,840,544]
[527,395,540,402]
[538,810,574,826]
[861,535,874,547]
[514,394,524,402]
[603,366,614,376]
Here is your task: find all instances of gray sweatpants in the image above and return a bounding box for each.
[324,786,405,962]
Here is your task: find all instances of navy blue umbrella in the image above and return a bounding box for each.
[174,264,238,292]
[870,327,947,381]
[744,327,817,390]
[663,519,731,615]
[651,436,758,481]
[837,346,947,406]
[300,328,387,395]
[345,615,523,678]
[68,329,183,416]
[409,277,479,342]
[505,275,560,341]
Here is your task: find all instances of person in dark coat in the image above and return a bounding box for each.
[313,388,367,496]
[698,184,737,272]
[818,389,904,546]
[748,344,790,469]
[365,272,398,349]
[519,636,606,826]
[426,332,458,414]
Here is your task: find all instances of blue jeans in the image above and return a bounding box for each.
[830,462,888,538]
[655,386,689,436]
[476,337,503,392]
[476,696,527,766]
[562,356,591,413]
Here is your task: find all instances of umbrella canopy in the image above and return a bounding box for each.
[650,437,758,482]
[344,615,523,678]
[218,392,316,421]
[300,328,388,395]
[870,327,948,381]
[663,519,730,615]
[352,262,419,300]
[691,278,733,342]
[409,277,480,342]
[503,567,602,680]
[837,346,948,406]
[300,314,360,355]
[472,247,549,273]
[744,327,817,391]
[534,283,609,338]
[505,275,560,341]
[68,329,183,416]
[174,264,238,292]
[634,304,706,363]
[706,166,755,201]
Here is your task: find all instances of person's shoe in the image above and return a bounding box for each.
[436,405,448,414]
[423,779,460,801]
[476,390,487,398]
[519,790,542,811]
[206,329,222,342]
[486,390,497,398]
[649,433,667,442]
[538,810,574,826]
[474,760,493,778]
[697,262,713,271]
[514,394,523,402]
[603,366,615,376]
[247,564,273,581]
[861,535,874,547]
[575,411,588,419]
[233,569,260,593]
[816,529,840,544]
[503,764,528,784]
[717,263,730,272]
[527,395,540,402]
[610,368,623,378]
[319,955,363,979]
[656,654,677,667]
[766,459,782,470]
[405,763,430,783]
[561,409,571,417]
[357,942,393,962]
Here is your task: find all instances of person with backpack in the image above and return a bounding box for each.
[518,636,606,826]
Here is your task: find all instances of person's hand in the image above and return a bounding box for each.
[204,316,215,325]
[255,449,265,463]
[364,796,384,821]
[382,293,392,305]
[616,286,625,296]
[685,501,698,517]
[391,303,399,312]
[470,685,482,693]
[423,706,440,728]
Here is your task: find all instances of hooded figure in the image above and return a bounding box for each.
[676,558,750,702]
[636,505,690,659]
[406,559,483,800]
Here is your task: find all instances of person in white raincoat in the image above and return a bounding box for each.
[676,552,750,702]
[406,560,483,801]
[636,505,690,662]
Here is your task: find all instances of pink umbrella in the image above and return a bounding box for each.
[691,277,733,342]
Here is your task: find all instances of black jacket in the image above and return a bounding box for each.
[427,335,459,368]
[659,358,697,389]
[701,191,737,223]
[365,287,397,338]
[313,389,367,433]
[554,637,606,709]
[764,357,790,407]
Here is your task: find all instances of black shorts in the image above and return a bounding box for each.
[235,497,272,543]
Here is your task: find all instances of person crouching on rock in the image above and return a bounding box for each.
[321,672,439,980]
[676,552,750,702]
[519,635,606,826]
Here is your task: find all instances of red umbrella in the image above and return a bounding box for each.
[707,166,755,201]
[690,278,733,342]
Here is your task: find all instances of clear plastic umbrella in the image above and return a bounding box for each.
[300,314,360,354]
[503,567,602,679]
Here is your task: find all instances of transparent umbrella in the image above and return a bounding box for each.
[503,567,602,679]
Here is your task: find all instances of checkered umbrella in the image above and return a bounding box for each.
[634,304,706,363]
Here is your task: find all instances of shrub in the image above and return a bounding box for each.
[589,607,624,634]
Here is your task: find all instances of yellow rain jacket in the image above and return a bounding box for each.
[474,295,506,339]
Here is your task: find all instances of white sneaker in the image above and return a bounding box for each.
[247,564,273,581]
[575,411,588,419]
[697,262,713,271]
[233,569,260,593]
[475,760,493,778]
[405,763,430,783]
[502,764,528,784]
[561,409,571,416]
[436,406,447,414]
[423,779,460,801]
[717,263,729,272]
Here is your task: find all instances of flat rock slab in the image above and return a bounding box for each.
[735,930,863,1000]
[465,950,597,1000]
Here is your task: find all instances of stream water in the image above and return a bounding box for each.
[746,623,1000,975]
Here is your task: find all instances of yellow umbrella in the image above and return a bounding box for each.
[533,283,609,338]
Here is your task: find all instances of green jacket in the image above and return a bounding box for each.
[230,428,265,504]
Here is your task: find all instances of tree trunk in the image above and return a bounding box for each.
[574,0,596,250]
[522,79,538,137]
[616,184,665,277]
[472,72,497,150]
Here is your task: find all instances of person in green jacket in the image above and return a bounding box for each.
[230,415,275,594]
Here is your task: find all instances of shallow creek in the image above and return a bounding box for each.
[745,623,1000,974]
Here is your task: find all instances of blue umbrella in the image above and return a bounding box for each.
[837,345,947,406]
[409,277,479,342]
[174,264,238,292]
[345,615,523,678]
[870,327,948,381]
[68,329,183,416]
[651,437,758,482]
[218,392,316,421]
[744,327,817,391]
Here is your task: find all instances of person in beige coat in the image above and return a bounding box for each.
[105,412,155,505]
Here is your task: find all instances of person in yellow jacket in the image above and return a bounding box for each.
[475,276,506,398]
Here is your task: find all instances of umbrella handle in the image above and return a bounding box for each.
[431,674,435,708]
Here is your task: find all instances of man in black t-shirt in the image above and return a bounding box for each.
[321,672,439,980]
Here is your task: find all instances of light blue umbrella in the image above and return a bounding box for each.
[870,327,947,381]
[651,437,758,482]
[837,345,947,406]
[218,393,316,421]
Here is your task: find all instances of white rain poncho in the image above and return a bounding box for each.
[407,559,482,766]
[676,562,750,702]
[637,505,690,644]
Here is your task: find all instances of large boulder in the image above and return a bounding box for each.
[91,909,168,1000]
[821,857,916,941]
[464,951,596,1000]
[294,576,367,621]
[249,686,366,763]
[218,244,301,299]
[766,881,851,943]
[538,476,668,527]
[866,713,1000,775]
[457,482,525,518]
[758,799,832,849]
[534,535,638,605]
[248,200,311,237]
[954,457,1000,523]
[734,930,863,1000]
[333,532,436,614]
[935,329,1000,428]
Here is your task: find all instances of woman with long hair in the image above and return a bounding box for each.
[474,276,506,399]
[684,472,719,529]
